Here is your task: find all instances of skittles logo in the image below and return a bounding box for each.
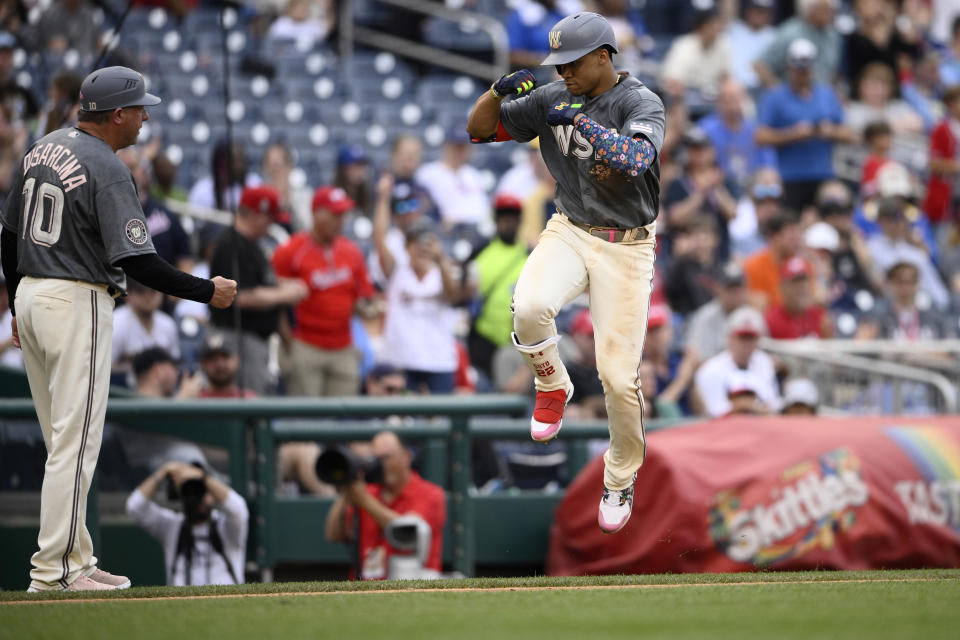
[708,448,869,566]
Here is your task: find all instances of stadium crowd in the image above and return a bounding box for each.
[1,0,960,585]
[1,1,959,472]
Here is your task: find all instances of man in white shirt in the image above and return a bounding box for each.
[660,1,731,98]
[415,126,490,229]
[694,306,780,417]
[112,280,181,384]
[726,0,776,90]
[126,461,248,586]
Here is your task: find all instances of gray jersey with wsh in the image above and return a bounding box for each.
[0,127,156,293]
[500,75,665,229]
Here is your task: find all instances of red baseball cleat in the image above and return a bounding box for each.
[530,385,573,442]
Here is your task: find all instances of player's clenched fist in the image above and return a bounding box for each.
[490,70,536,99]
[209,275,238,309]
[546,101,583,127]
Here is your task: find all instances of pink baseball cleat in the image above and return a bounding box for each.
[598,475,635,534]
[89,568,131,589]
[530,385,574,442]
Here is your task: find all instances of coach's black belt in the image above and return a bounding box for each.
[569,219,650,243]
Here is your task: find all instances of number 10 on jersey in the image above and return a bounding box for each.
[21,177,65,247]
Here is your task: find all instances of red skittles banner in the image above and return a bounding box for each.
[547,416,960,575]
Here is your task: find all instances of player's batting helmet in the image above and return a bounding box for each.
[540,12,619,66]
[79,66,161,112]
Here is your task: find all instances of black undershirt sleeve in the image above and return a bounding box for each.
[117,253,215,303]
[1,226,21,316]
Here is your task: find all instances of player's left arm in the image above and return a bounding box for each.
[573,115,658,177]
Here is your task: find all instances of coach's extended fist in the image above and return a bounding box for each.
[209,276,238,308]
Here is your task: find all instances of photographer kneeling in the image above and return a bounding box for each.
[126,461,249,586]
[323,431,446,580]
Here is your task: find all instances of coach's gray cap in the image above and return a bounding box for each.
[79,66,161,112]
[540,12,618,66]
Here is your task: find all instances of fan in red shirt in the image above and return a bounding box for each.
[271,186,376,396]
[922,86,960,224]
[764,256,834,339]
[325,431,446,580]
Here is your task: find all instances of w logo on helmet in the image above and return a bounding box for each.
[549,30,562,49]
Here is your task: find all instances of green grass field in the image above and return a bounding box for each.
[2,570,958,640]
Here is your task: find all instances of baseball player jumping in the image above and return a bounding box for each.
[468,12,665,533]
[0,66,237,591]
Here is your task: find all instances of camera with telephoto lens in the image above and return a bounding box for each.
[315,446,384,486]
[165,462,209,523]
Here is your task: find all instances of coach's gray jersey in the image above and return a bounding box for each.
[500,75,665,228]
[0,127,155,292]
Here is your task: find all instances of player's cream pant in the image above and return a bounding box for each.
[16,277,115,590]
[512,214,656,490]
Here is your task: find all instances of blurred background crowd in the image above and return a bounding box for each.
[1,0,959,436]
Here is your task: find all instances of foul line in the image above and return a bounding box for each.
[1,577,951,606]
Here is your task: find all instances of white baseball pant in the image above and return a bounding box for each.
[16,277,115,590]
[512,214,656,490]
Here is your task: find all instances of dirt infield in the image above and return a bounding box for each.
[2,576,950,606]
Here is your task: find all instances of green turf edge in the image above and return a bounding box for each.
[3,569,959,602]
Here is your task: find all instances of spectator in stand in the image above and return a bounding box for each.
[723,370,769,416]
[643,304,699,415]
[660,0,730,99]
[594,0,651,70]
[844,0,920,93]
[743,208,804,309]
[867,197,950,310]
[938,16,960,86]
[694,306,780,417]
[754,0,841,87]
[208,186,309,394]
[637,360,682,420]
[325,431,446,580]
[373,174,462,393]
[38,70,82,137]
[857,162,937,262]
[271,186,376,397]
[0,93,26,205]
[260,142,310,231]
[266,0,333,50]
[194,333,256,399]
[562,308,607,419]
[686,261,750,361]
[505,0,583,70]
[0,31,38,127]
[815,180,882,308]
[663,127,738,261]
[132,347,201,400]
[119,147,192,273]
[922,84,960,226]
[780,377,820,415]
[859,120,893,199]
[33,0,99,56]
[334,144,372,218]
[698,78,776,189]
[151,152,188,204]
[664,216,720,315]
[844,63,924,141]
[729,166,784,257]
[803,220,842,309]
[188,140,261,214]
[126,461,248,586]
[857,261,957,340]
[901,51,944,132]
[726,0,777,91]
[764,256,833,339]
[755,38,852,211]
[463,195,528,381]
[416,125,489,230]
[112,280,181,385]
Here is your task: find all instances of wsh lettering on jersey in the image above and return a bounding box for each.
[551,124,617,161]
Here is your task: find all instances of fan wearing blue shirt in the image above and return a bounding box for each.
[698,78,776,189]
[755,38,853,211]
